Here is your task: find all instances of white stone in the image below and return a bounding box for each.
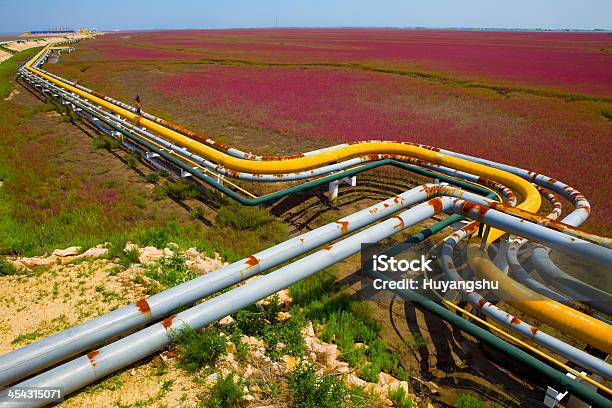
[219,315,235,326]
[52,246,81,257]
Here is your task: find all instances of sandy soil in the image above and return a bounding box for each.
[0,49,12,63]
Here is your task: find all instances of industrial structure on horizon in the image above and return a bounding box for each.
[20,27,93,37]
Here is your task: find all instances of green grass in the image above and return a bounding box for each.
[174,325,228,373]
[287,363,349,408]
[199,373,244,408]
[387,386,413,408]
[216,202,275,230]
[290,271,409,383]
[0,257,17,275]
[456,393,485,408]
[144,252,197,292]
[231,295,306,361]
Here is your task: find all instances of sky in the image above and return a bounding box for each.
[1,0,611,33]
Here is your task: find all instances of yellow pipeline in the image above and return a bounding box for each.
[443,300,612,395]
[467,241,612,353]
[25,45,540,244]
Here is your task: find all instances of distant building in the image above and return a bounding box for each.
[20,27,89,37]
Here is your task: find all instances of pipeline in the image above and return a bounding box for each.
[3,195,611,407]
[2,41,609,406]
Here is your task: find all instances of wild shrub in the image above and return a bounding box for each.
[289,269,336,305]
[175,326,227,373]
[233,296,305,361]
[190,206,205,220]
[0,258,17,276]
[145,171,160,183]
[138,227,171,248]
[91,137,111,150]
[456,393,485,408]
[120,247,140,268]
[145,252,196,290]
[287,363,348,408]
[230,328,249,362]
[216,203,273,230]
[387,386,413,408]
[126,150,141,168]
[290,272,407,382]
[200,373,244,408]
[156,180,200,201]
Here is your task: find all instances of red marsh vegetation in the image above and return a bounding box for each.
[54,29,612,233]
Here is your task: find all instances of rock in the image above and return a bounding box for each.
[124,242,138,252]
[244,364,256,378]
[281,355,299,371]
[376,383,388,394]
[75,247,109,259]
[337,365,350,374]
[52,246,81,257]
[219,315,235,326]
[347,374,367,388]
[243,394,255,402]
[425,381,440,395]
[277,311,291,321]
[276,289,292,309]
[138,247,164,264]
[241,335,262,347]
[224,353,237,368]
[129,369,136,376]
[16,256,56,269]
[185,247,200,258]
[191,257,224,273]
[378,372,399,386]
[206,373,219,384]
[303,321,315,337]
[388,381,410,394]
[304,335,322,352]
[317,343,339,360]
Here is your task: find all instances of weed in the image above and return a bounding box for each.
[0,258,17,276]
[216,203,273,230]
[83,374,124,393]
[456,393,485,408]
[190,206,205,220]
[145,253,196,290]
[200,373,244,408]
[387,386,413,408]
[11,314,70,345]
[287,363,348,408]
[126,150,141,168]
[291,271,407,382]
[174,326,227,372]
[230,329,249,362]
[121,247,140,268]
[156,180,200,201]
[145,171,160,183]
[92,136,111,150]
[232,296,305,361]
